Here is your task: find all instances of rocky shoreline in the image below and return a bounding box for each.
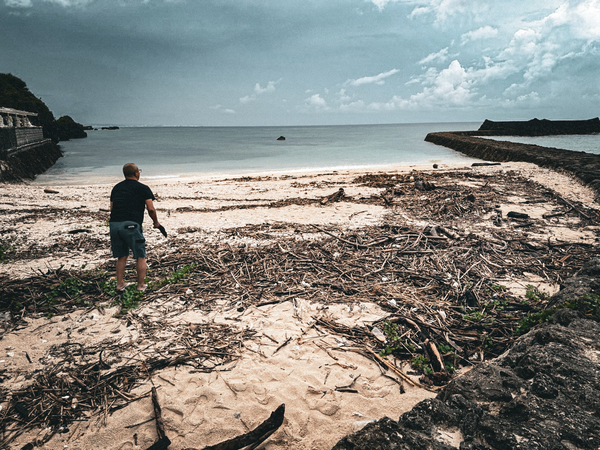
[425,131,600,199]
[333,260,600,449]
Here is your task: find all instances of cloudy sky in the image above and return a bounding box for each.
[2,0,599,126]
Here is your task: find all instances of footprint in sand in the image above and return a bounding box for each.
[253,385,273,405]
[306,390,341,416]
[183,394,210,426]
[163,405,185,429]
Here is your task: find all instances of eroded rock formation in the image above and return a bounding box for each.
[332,260,600,450]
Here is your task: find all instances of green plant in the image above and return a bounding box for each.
[445,362,457,374]
[0,244,14,263]
[118,288,144,313]
[481,334,494,350]
[463,310,486,322]
[438,344,453,354]
[514,294,600,336]
[514,309,555,336]
[525,285,549,302]
[378,321,416,356]
[151,263,198,290]
[411,355,433,374]
[101,279,118,297]
[45,277,85,304]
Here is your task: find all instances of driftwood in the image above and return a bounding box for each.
[180,404,285,450]
[146,387,171,450]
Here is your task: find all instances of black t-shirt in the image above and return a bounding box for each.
[109,179,156,225]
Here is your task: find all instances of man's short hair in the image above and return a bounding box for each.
[123,163,139,178]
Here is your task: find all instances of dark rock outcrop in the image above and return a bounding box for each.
[55,115,87,141]
[478,118,600,136]
[546,258,600,308]
[424,132,600,199]
[0,73,87,142]
[332,266,600,450]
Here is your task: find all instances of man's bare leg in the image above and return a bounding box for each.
[116,256,129,290]
[136,257,148,291]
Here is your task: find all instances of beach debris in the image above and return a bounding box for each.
[186,403,285,450]
[507,211,530,219]
[146,387,170,450]
[471,162,501,167]
[43,188,59,194]
[68,228,91,234]
[0,167,599,447]
[321,187,346,204]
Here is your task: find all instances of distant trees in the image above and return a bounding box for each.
[0,73,86,142]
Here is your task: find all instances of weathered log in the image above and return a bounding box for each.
[145,387,170,450]
[189,404,285,450]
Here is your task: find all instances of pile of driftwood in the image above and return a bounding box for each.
[1,168,599,447]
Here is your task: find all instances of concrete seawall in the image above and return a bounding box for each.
[0,140,63,182]
[425,131,600,199]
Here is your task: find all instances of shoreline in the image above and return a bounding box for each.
[1,161,599,449]
[29,159,482,187]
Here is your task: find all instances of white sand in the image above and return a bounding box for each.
[0,161,598,449]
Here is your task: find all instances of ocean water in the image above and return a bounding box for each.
[33,123,600,186]
[487,134,600,155]
[35,123,484,185]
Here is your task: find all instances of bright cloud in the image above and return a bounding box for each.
[42,0,93,6]
[346,69,399,87]
[419,47,449,65]
[210,104,235,114]
[239,79,281,104]
[305,94,329,110]
[254,80,278,95]
[461,26,498,44]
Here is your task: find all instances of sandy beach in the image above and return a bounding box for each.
[1,161,599,449]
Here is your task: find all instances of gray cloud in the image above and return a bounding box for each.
[2,0,599,125]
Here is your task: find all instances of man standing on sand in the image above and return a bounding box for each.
[109,163,161,292]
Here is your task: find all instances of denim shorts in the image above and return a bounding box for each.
[110,221,147,259]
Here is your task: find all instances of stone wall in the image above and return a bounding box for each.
[425,131,600,199]
[0,141,63,182]
[0,128,18,153]
[15,127,44,146]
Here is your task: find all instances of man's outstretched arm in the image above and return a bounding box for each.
[145,199,160,228]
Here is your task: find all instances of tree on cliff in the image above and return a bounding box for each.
[0,73,86,142]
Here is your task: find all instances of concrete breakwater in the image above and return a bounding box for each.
[0,140,63,182]
[425,131,600,199]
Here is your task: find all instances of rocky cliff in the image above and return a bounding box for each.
[0,141,63,182]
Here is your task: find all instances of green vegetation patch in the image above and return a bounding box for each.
[515,293,600,336]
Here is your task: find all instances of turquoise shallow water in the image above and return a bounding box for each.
[33,123,600,186]
[35,122,484,185]
[487,134,600,155]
